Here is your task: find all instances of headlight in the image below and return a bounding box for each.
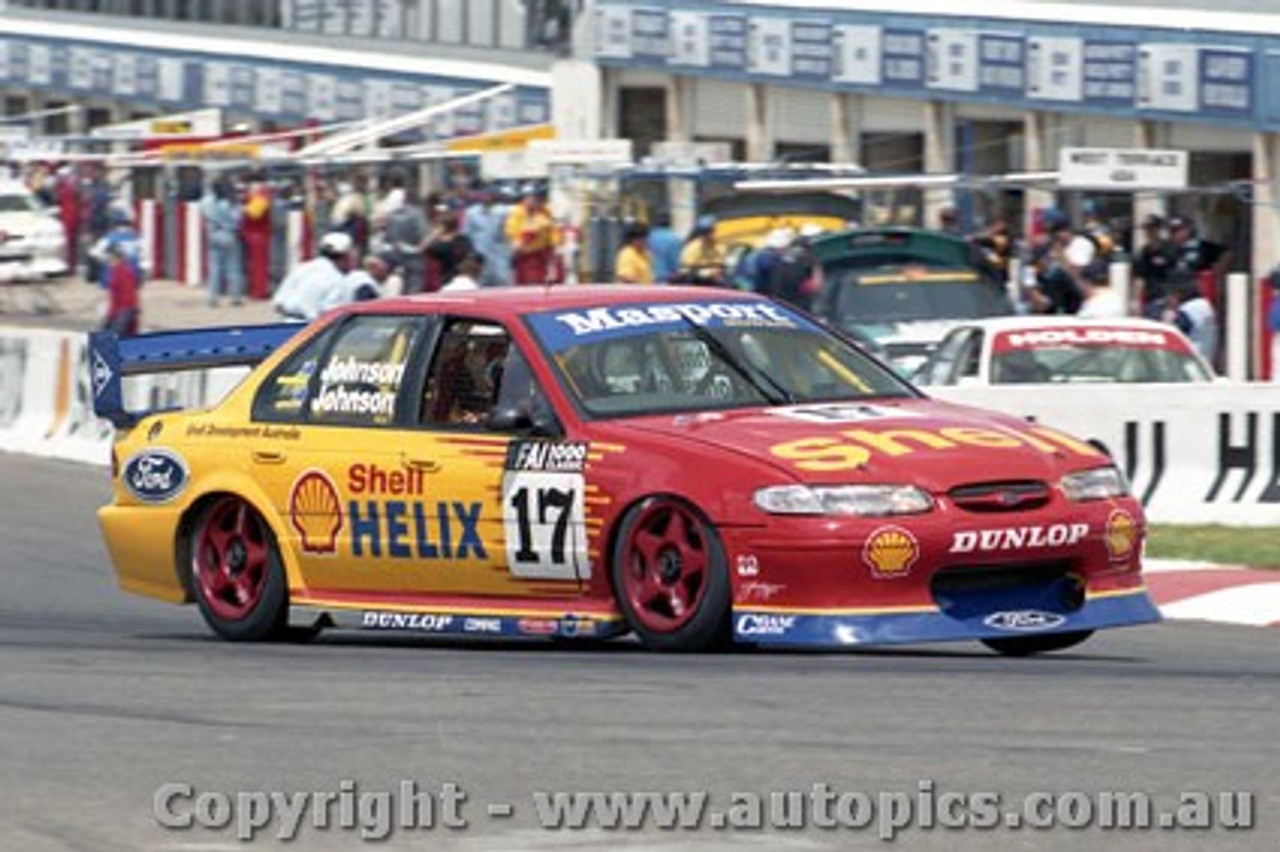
[754,484,933,517]
[1060,466,1129,501]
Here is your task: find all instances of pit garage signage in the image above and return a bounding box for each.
[1057,148,1189,191]
[590,1,1262,125]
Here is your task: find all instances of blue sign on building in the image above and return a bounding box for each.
[881,28,925,88]
[978,34,1025,96]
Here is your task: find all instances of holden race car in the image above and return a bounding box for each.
[914,317,1216,387]
[90,286,1158,654]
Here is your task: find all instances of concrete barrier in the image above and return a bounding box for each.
[0,325,244,467]
[932,382,1280,526]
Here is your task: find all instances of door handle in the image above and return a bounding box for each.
[252,450,287,465]
[403,458,441,474]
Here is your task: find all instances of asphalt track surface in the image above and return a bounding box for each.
[2,453,1277,852]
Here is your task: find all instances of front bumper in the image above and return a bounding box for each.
[722,501,1159,647]
[733,587,1159,646]
[0,243,68,279]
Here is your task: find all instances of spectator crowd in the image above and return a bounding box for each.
[7,160,1253,365]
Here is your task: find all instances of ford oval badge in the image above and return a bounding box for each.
[122,448,190,504]
[983,610,1067,632]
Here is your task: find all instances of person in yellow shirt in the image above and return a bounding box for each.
[678,215,727,285]
[614,222,654,284]
[505,186,559,285]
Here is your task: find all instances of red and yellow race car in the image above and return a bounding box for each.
[90,286,1158,654]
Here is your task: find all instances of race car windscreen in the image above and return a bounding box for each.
[828,263,1011,325]
[526,301,915,417]
[990,327,1213,384]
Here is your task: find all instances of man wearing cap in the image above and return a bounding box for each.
[1133,214,1175,318]
[272,231,355,322]
[1027,216,1083,315]
[1075,259,1125,319]
[505,186,559,285]
[614,222,654,284]
[1169,216,1228,277]
[92,204,144,292]
[678,215,727,285]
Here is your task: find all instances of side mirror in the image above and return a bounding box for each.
[485,405,562,438]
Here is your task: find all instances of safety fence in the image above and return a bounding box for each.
[3,324,1280,524]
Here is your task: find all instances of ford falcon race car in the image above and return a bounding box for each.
[90,286,1158,654]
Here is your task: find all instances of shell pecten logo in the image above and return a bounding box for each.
[290,469,343,555]
[1105,509,1138,563]
[863,526,920,579]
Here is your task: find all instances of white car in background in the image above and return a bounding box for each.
[914,316,1216,387]
[0,182,68,280]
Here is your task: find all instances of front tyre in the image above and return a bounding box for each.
[982,630,1094,657]
[611,496,731,652]
[191,496,289,642]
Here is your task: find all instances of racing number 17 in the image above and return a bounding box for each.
[510,486,574,565]
[501,470,589,581]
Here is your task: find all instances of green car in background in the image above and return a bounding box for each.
[810,228,1015,374]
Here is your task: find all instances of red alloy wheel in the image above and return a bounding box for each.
[193,498,272,623]
[620,499,711,634]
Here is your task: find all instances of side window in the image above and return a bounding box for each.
[254,330,330,422]
[923,330,965,385]
[957,331,983,381]
[491,345,553,423]
[419,320,554,430]
[309,316,421,427]
[421,320,513,427]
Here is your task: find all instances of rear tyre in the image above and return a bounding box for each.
[611,496,731,652]
[190,496,289,642]
[982,630,1094,657]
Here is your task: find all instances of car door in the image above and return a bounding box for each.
[252,312,431,596]
[396,315,590,599]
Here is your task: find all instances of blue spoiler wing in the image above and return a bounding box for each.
[89,323,304,428]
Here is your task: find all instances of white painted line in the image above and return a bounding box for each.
[1160,582,1280,626]
[1142,559,1237,575]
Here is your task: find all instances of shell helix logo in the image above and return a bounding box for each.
[862,526,920,579]
[1105,509,1138,563]
[290,469,343,556]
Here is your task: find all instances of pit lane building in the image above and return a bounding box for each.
[563,0,1280,287]
[0,2,557,142]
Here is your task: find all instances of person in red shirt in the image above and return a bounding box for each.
[103,243,140,336]
[505,187,559,285]
[241,175,273,300]
[56,166,81,272]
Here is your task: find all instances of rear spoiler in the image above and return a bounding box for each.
[89,323,304,428]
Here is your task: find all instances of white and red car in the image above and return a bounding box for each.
[914,317,1215,387]
[0,182,68,280]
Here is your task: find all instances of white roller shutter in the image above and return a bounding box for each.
[860,95,925,132]
[693,78,746,139]
[1170,122,1251,154]
[770,85,831,145]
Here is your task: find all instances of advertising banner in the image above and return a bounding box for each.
[932,384,1280,525]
